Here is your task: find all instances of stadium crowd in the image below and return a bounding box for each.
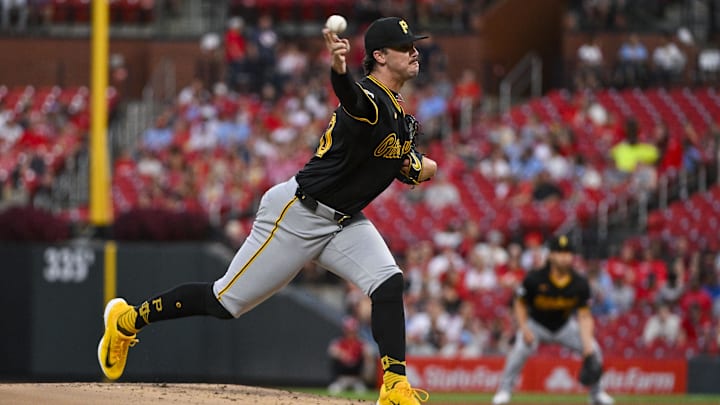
[0,85,115,211]
[0,0,159,31]
[334,227,720,359]
[0,0,493,34]
[1,5,720,360]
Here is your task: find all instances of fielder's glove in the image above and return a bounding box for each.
[578,353,603,386]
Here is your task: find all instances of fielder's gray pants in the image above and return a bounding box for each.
[498,318,604,396]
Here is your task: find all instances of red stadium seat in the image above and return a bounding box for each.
[70,0,90,23]
[52,0,72,22]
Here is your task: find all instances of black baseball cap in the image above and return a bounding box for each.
[364,17,428,53]
[548,235,575,253]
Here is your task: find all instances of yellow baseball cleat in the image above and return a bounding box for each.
[97,298,139,380]
[377,380,429,405]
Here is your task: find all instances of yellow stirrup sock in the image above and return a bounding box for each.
[116,308,140,336]
[381,355,407,389]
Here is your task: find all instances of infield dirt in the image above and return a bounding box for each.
[0,382,373,404]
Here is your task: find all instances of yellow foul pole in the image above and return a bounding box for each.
[103,241,117,305]
[90,0,112,227]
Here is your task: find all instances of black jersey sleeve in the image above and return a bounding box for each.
[330,69,378,124]
[577,276,592,309]
[517,272,535,302]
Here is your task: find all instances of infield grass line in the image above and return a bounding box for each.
[287,388,720,404]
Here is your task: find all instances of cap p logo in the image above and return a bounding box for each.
[399,20,409,34]
[559,236,568,247]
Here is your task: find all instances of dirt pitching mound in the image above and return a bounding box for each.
[0,382,373,404]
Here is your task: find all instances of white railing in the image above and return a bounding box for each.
[499,52,542,113]
[109,58,175,154]
[609,161,716,235]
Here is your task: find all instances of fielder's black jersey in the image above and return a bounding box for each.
[517,265,591,332]
[295,70,414,215]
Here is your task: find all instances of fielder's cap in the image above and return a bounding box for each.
[364,17,428,53]
[548,234,575,253]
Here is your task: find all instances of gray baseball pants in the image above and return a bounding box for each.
[497,318,604,396]
[213,176,401,317]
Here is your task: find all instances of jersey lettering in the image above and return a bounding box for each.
[315,112,336,158]
[533,295,578,311]
[403,141,412,155]
[374,134,412,159]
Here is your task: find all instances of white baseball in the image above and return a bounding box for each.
[325,14,347,34]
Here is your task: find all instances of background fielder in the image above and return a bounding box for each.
[492,235,614,405]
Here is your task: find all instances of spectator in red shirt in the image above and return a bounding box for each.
[452,68,482,129]
[653,122,683,175]
[440,266,468,313]
[113,148,136,179]
[680,302,713,349]
[669,236,694,275]
[635,245,668,303]
[327,317,370,395]
[495,243,525,290]
[680,276,713,316]
[457,220,481,259]
[606,243,638,284]
[224,17,247,91]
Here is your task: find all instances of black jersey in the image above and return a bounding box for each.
[517,265,591,332]
[295,71,413,215]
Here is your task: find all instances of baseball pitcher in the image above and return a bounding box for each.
[98,16,435,405]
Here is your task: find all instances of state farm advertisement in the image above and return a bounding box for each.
[405,357,686,394]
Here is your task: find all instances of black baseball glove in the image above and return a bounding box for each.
[396,148,424,185]
[578,353,603,386]
[396,114,423,185]
[405,114,419,147]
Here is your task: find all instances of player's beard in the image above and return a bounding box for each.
[553,263,571,273]
[549,256,572,273]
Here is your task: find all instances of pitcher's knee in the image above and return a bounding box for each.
[370,273,404,303]
[204,283,234,319]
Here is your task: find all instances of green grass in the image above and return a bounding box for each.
[289,388,720,404]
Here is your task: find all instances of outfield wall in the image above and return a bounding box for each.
[0,241,343,385]
[1,241,719,393]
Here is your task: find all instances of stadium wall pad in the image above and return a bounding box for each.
[688,357,720,394]
[3,241,719,392]
[0,241,343,386]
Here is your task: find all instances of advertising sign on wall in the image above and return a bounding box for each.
[406,356,686,394]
